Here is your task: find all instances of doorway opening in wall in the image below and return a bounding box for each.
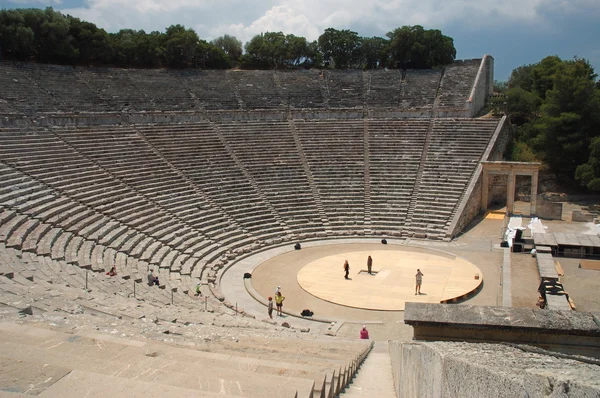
[513,175,533,217]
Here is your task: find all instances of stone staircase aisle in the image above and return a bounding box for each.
[341,341,396,397]
[289,119,332,235]
[363,119,372,235]
[403,119,434,235]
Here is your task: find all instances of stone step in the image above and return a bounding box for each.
[0,323,313,398]
[340,342,396,397]
[37,369,238,398]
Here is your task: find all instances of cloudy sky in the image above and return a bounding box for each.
[2,0,599,80]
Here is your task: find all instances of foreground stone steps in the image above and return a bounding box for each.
[0,322,354,397]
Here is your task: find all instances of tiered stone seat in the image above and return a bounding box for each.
[0,63,58,113]
[326,70,364,108]
[138,123,285,246]
[18,63,105,112]
[129,69,196,110]
[182,70,240,110]
[0,318,370,397]
[0,130,215,281]
[295,120,365,232]
[53,126,218,249]
[365,69,403,108]
[409,119,498,236]
[0,242,373,397]
[217,120,326,235]
[0,241,227,315]
[369,120,429,232]
[229,70,282,109]
[0,99,17,114]
[79,67,154,111]
[277,70,326,108]
[401,69,442,109]
[437,59,481,109]
[0,60,485,114]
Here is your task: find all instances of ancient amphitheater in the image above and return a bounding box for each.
[0,56,599,397]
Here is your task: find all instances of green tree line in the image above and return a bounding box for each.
[0,7,456,70]
[504,56,600,189]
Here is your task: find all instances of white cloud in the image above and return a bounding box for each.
[58,0,594,45]
[210,5,321,45]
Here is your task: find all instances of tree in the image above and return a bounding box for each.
[110,29,139,67]
[576,137,600,190]
[37,8,78,64]
[360,36,388,69]
[211,35,242,64]
[535,58,600,177]
[317,28,362,69]
[0,10,36,59]
[197,40,230,69]
[386,25,455,70]
[135,30,165,68]
[164,24,199,68]
[284,34,310,66]
[508,64,534,91]
[243,32,309,69]
[505,87,541,125]
[68,16,112,64]
[506,56,600,185]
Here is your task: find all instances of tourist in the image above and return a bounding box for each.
[195,282,202,296]
[107,266,117,277]
[367,256,373,274]
[267,296,274,319]
[360,325,369,339]
[275,291,285,316]
[344,260,350,279]
[148,269,159,286]
[415,269,424,295]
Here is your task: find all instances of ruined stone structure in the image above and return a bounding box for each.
[4,57,594,397]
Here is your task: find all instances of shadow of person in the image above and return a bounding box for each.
[418,292,427,295]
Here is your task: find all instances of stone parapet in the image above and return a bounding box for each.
[389,340,600,398]
[404,302,600,352]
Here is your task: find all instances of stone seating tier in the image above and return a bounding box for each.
[0,60,483,113]
[1,118,501,293]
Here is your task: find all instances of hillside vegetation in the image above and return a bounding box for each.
[504,56,600,190]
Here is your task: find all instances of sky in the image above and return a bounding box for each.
[1,0,599,81]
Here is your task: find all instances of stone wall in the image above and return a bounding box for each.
[449,174,482,237]
[465,55,494,117]
[572,210,594,222]
[448,116,508,237]
[537,196,563,220]
[389,340,600,398]
[488,174,508,206]
[404,302,600,350]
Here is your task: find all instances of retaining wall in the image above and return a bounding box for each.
[389,340,600,398]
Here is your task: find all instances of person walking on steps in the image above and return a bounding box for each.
[343,260,350,279]
[367,256,373,274]
[415,269,424,295]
